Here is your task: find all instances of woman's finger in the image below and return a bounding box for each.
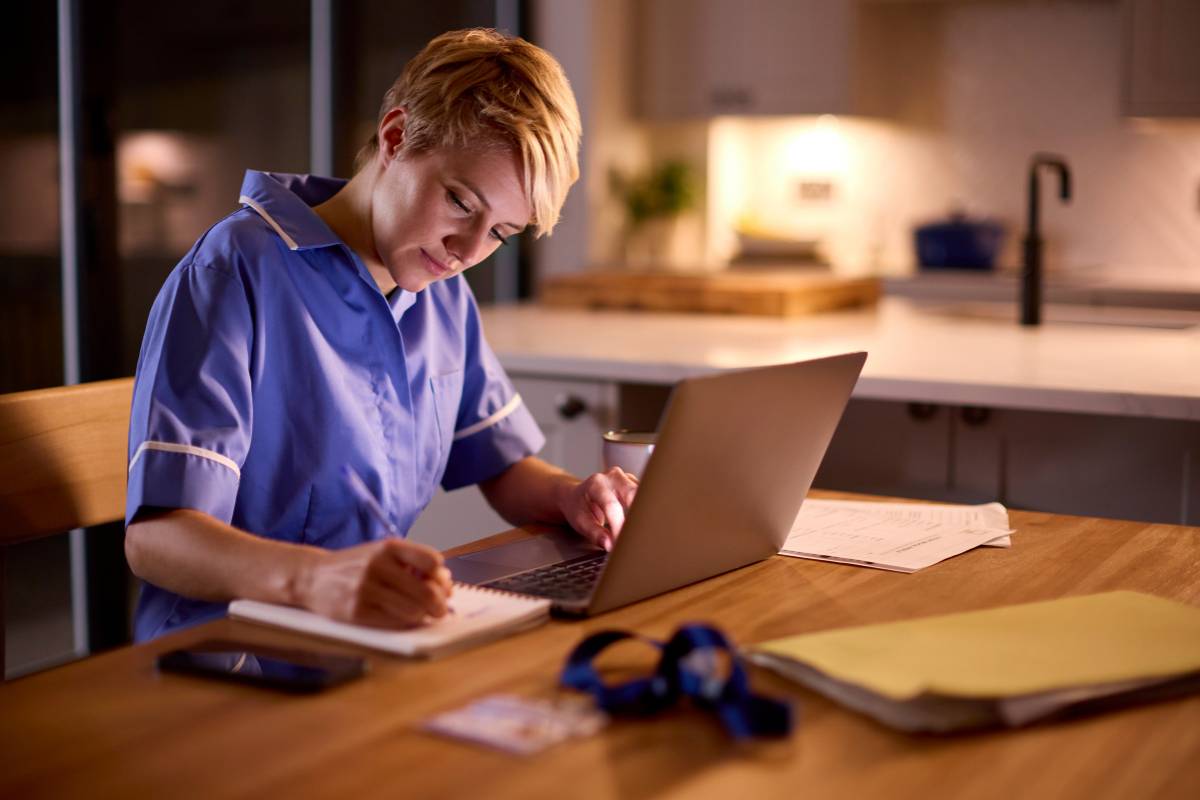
[586,479,627,539]
[368,571,450,622]
[569,499,612,551]
[385,538,444,577]
[367,549,450,617]
[356,590,427,628]
[610,470,639,509]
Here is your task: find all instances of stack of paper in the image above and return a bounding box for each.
[750,591,1200,732]
[781,499,1013,572]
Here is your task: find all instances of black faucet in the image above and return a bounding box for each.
[1021,153,1072,326]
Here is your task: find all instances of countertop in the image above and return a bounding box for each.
[480,297,1200,421]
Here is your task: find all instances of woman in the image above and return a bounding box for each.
[124,29,637,641]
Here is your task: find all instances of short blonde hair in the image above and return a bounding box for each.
[356,28,581,238]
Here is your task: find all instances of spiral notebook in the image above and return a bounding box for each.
[228,585,552,659]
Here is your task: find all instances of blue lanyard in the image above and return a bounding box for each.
[560,624,793,740]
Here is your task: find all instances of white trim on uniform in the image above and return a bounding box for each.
[128,441,242,479]
[452,393,524,442]
[239,194,300,250]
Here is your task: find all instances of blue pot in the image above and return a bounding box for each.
[914,216,1006,270]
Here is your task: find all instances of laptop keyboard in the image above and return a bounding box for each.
[481,552,608,602]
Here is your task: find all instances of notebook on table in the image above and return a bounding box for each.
[749,591,1200,732]
[228,584,551,659]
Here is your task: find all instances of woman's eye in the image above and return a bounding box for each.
[491,229,510,246]
[448,191,471,214]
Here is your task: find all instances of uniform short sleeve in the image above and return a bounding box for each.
[125,256,255,526]
[439,293,544,490]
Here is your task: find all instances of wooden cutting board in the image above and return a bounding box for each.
[540,269,880,317]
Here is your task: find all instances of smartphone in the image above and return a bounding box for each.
[156,639,367,693]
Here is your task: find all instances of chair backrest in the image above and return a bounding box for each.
[0,378,133,675]
[0,378,133,543]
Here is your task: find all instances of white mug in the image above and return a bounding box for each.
[602,430,657,479]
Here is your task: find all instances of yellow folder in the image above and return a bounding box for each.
[755,591,1200,702]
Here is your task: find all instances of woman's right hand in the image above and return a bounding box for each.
[298,538,453,628]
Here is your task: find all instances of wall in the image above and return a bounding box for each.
[712,1,1200,278]
[536,0,1200,283]
[532,0,654,278]
[919,0,1199,280]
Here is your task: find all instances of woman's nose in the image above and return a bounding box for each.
[447,221,493,269]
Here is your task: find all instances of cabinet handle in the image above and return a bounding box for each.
[907,403,939,421]
[710,87,753,111]
[961,406,991,427]
[556,395,589,420]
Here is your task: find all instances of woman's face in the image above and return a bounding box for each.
[369,130,530,294]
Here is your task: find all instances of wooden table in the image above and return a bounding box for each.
[2,501,1199,799]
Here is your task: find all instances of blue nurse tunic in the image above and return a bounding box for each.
[126,170,545,641]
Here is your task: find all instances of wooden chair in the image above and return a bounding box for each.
[0,378,133,676]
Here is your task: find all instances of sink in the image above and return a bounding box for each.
[919,301,1200,330]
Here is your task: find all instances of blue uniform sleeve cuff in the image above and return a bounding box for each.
[440,400,545,490]
[125,447,241,526]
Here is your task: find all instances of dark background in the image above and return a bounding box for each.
[2,0,527,676]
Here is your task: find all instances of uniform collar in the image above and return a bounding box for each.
[237,170,345,251]
[388,286,420,318]
[238,169,420,319]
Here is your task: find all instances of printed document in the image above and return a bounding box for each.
[781,499,1013,573]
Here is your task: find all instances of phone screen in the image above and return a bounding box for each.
[157,639,367,693]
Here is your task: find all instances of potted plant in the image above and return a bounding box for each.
[610,160,697,269]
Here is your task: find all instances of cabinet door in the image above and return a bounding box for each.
[407,375,617,551]
[740,1,854,115]
[1123,0,1200,116]
[637,0,857,118]
[954,407,1200,525]
[515,375,618,478]
[814,399,953,499]
[636,0,713,118]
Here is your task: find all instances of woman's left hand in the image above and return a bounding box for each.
[559,467,639,551]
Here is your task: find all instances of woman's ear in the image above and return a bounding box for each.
[377,107,408,161]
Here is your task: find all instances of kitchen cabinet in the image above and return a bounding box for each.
[814,399,954,500]
[636,0,1200,120]
[817,398,1200,526]
[952,406,1200,525]
[408,374,617,551]
[634,0,900,119]
[1122,0,1200,116]
[516,373,618,476]
[473,303,1200,527]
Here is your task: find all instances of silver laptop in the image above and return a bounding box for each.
[445,351,867,616]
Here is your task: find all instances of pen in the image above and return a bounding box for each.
[340,464,405,539]
[340,465,455,615]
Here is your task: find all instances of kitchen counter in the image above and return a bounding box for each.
[480,297,1200,421]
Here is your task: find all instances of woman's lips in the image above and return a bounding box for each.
[420,248,452,278]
